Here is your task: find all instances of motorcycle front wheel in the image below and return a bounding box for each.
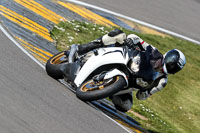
[46,51,68,79]
[76,76,126,101]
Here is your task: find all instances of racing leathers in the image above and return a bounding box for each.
[71,29,168,112]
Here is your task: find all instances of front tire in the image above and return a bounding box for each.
[46,51,68,79]
[76,76,126,101]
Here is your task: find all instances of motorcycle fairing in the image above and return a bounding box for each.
[74,47,129,87]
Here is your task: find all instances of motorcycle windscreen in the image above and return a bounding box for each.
[130,50,157,82]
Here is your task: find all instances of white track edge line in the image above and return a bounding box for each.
[0,24,45,69]
[102,113,133,133]
[66,0,200,45]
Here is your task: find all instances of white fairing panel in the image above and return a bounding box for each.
[74,47,129,87]
[104,68,128,86]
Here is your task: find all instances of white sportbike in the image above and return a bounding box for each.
[46,45,157,101]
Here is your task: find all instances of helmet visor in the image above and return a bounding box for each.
[166,62,182,74]
[164,50,182,74]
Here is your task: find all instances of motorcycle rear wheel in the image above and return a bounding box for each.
[76,76,126,101]
[46,51,68,79]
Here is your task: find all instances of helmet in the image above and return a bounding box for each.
[163,49,186,74]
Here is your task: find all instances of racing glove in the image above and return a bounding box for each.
[102,29,126,46]
[126,34,146,51]
[124,38,136,48]
[127,34,143,44]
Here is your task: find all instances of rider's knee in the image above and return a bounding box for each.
[111,92,133,112]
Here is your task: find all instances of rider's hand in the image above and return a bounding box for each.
[124,38,135,48]
[102,29,126,46]
[124,37,141,48]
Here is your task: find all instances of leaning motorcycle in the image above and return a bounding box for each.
[46,44,157,101]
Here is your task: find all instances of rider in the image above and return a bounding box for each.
[69,29,186,112]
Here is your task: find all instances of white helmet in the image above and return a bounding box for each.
[163,49,186,74]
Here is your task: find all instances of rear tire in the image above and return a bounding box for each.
[46,51,68,79]
[76,76,126,101]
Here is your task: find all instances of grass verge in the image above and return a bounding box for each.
[50,20,200,133]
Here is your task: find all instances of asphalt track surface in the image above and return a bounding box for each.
[80,0,200,42]
[0,30,128,133]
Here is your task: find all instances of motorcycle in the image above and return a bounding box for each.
[45,44,157,101]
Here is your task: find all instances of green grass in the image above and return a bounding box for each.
[50,20,200,133]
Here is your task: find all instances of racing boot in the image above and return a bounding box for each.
[111,92,133,112]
